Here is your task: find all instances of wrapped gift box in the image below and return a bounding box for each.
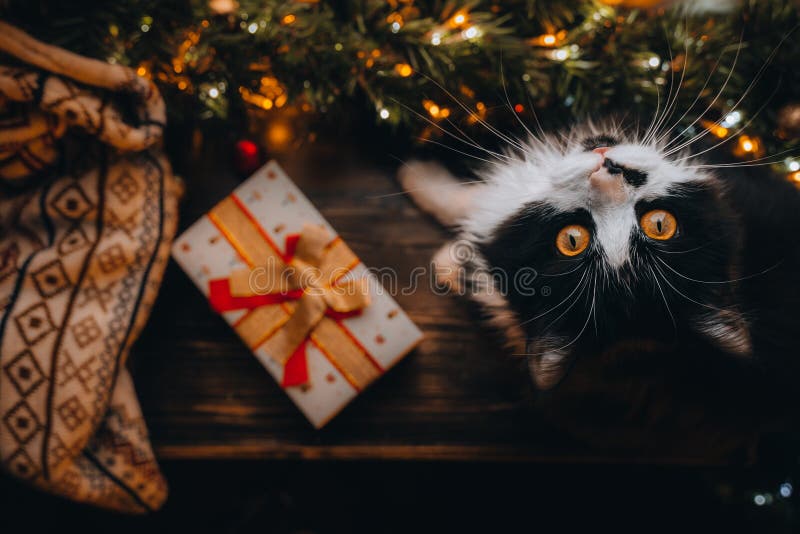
[171,161,423,427]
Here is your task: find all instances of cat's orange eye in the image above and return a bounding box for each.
[556,225,591,257]
[640,209,677,240]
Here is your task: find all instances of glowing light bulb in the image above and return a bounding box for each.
[722,111,742,127]
[208,87,219,98]
[391,21,401,33]
[462,26,480,39]
[788,160,800,172]
[281,14,296,25]
[453,13,466,25]
[542,34,557,46]
[395,63,413,77]
[379,108,390,119]
[431,32,442,46]
[648,56,661,68]
[554,48,569,61]
[247,22,258,33]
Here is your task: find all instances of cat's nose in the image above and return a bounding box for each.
[593,147,610,158]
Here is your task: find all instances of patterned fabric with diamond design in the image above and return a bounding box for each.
[0,23,179,513]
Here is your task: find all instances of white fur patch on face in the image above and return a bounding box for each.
[463,131,711,271]
[591,203,638,269]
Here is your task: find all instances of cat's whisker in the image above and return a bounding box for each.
[515,274,596,359]
[659,243,711,255]
[519,267,589,327]
[657,256,782,285]
[642,73,664,146]
[643,22,678,146]
[656,31,727,146]
[665,24,798,157]
[653,262,735,313]
[662,29,745,152]
[500,59,541,143]
[673,73,783,161]
[521,76,548,142]
[647,262,677,333]
[370,179,485,200]
[591,269,599,337]
[391,97,512,162]
[539,262,588,277]
[651,19,690,147]
[540,269,592,332]
[414,71,528,152]
[681,147,799,168]
[416,137,507,167]
[442,116,513,162]
[687,161,795,170]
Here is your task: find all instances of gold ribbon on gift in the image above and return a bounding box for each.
[206,194,383,390]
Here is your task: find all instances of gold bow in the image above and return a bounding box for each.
[208,196,382,389]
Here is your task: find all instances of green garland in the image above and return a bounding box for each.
[2,0,799,174]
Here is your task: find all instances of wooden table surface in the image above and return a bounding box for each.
[129,131,760,465]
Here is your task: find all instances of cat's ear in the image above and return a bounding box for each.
[693,308,752,358]
[528,338,574,390]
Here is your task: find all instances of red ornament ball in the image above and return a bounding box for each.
[233,139,263,175]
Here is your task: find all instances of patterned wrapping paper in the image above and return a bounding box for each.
[171,161,423,428]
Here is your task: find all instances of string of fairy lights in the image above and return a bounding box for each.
[109,0,800,184]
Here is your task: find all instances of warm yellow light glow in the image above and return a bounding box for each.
[266,121,293,150]
[395,63,413,77]
[700,119,729,139]
[790,171,800,183]
[543,34,557,45]
[732,135,763,159]
[136,66,148,77]
[452,12,466,25]
[281,14,296,25]
[422,99,450,120]
[386,12,404,32]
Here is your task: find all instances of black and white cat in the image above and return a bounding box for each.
[400,122,800,398]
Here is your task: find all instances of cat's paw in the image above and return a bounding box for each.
[398,160,476,227]
[398,160,454,203]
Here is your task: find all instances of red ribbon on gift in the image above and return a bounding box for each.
[206,195,381,390]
